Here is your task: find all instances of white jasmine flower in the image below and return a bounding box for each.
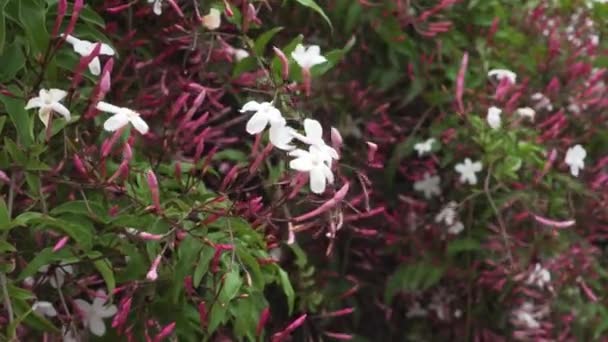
[488,69,517,84]
[413,173,441,199]
[62,326,79,342]
[233,48,250,61]
[148,0,162,15]
[526,263,551,289]
[447,221,464,235]
[455,158,483,185]
[435,201,458,225]
[511,302,540,329]
[74,290,117,337]
[291,44,327,69]
[240,101,295,150]
[202,8,221,30]
[269,124,296,151]
[39,264,74,288]
[32,301,58,317]
[25,88,71,127]
[96,101,149,135]
[414,138,435,157]
[531,92,553,111]
[487,106,502,129]
[516,107,536,121]
[291,118,339,162]
[288,146,335,194]
[63,35,115,76]
[565,144,586,177]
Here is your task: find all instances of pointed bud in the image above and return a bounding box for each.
[52,0,68,37]
[153,322,176,342]
[146,170,162,213]
[256,307,270,336]
[198,302,208,327]
[146,255,162,281]
[52,236,69,252]
[273,46,289,80]
[330,127,343,151]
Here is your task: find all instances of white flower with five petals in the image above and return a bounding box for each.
[455,158,483,185]
[240,101,295,150]
[289,146,335,194]
[565,144,586,177]
[291,119,339,161]
[516,107,536,121]
[202,8,221,30]
[487,106,502,129]
[96,101,149,135]
[435,201,458,226]
[25,89,71,127]
[74,290,117,337]
[148,0,162,15]
[413,173,441,199]
[291,44,327,69]
[488,69,517,84]
[414,138,436,157]
[63,35,115,76]
[39,263,74,288]
[32,301,58,317]
[526,263,551,289]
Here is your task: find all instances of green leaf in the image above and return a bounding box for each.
[0,94,33,146]
[93,258,115,294]
[0,196,8,226]
[0,0,8,54]
[207,302,228,334]
[293,0,332,30]
[277,268,295,314]
[79,5,105,27]
[50,200,109,223]
[19,0,49,54]
[0,42,25,82]
[193,245,215,287]
[385,262,444,303]
[18,213,93,250]
[254,26,283,56]
[218,269,242,304]
[0,115,6,134]
[447,238,482,256]
[0,240,15,253]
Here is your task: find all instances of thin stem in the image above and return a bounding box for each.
[0,272,13,323]
[484,166,514,268]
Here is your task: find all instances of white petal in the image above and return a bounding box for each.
[288,149,309,158]
[103,113,130,132]
[269,125,295,150]
[49,89,68,102]
[38,109,52,127]
[307,45,321,56]
[153,0,162,15]
[246,111,269,134]
[49,270,65,288]
[88,316,107,336]
[63,34,81,47]
[303,118,323,142]
[88,57,101,76]
[129,114,149,134]
[25,97,42,110]
[310,55,328,66]
[289,156,314,172]
[51,102,71,121]
[240,100,262,113]
[96,101,123,114]
[74,299,92,315]
[322,165,334,184]
[72,40,93,56]
[100,43,115,56]
[309,167,326,194]
[97,304,117,318]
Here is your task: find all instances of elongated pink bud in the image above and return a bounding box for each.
[146,170,162,213]
[455,52,468,114]
[272,314,307,342]
[198,302,208,327]
[319,307,354,318]
[146,255,162,281]
[330,127,343,151]
[72,154,87,176]
[220,165,240,191]
[165,0,184,17]
[52,0,68,37]
[532,214,575,228]
[223,0,233,17]
[578,278,598,302]
[0,170,9,183]
[70,42,102,90]
[52,236,69,252]
[211,244,234,273]
[366,142,377,164]
[153,322,176,342]
[63,0,83,38]
[273,46,289,80]
[302,68,312,97]
[112,297,132,329]
[294,183,350,222]
[256,307,270,336]
[100,59,114,93]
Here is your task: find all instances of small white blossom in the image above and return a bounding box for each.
[240,101,295,150]
[289,146,335,194]
[455,158,483,185]
[233,48,250,61]
[39,264,74,288]
[74,290,117,337]
[531,92,553,111]
[25,88,70,127]
[516,107,536,121]
[488,69,517,84]
[413,173,441,199]
[447,221,464,235]
[291,44,327,69]
[32,301,58,317]
[414,138,435,157]
[435,201,458,226]
[202,8,221,30]
[96,101,149,135]
[526,263,551,289]
[487,106,502,129]
[63,35,115,76]
[511,302,541,329]
[148,0,162,15]
[565,144,586,177]
[291,119,339,161]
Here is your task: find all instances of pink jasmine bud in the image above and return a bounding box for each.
[366,142,378,164]
[294,182,350,222]
[198,302,208,327]
[223,0,233,17]
[211,244,234,273]
[184,276,195,297]
[112,297,132,330]
[165,0,184,17]
[146,170,162,213]
[63,0,83,38]
[174,163,182,184]
[108,205,120,217]
[52,236,69,252]
[273,46,289,80]
[256,307,270,336]
[455,52,468,114]
[52,0,68,37]
[249,144,273,174]
[323,332,353,340]
[271,314,307,342]
[122,143,133,162]
[146,255,162,281]
[302,67,312,97]
[70,42,101,90]
[108,161,129,183]
[72,154,87,176]
[99,60,113,94]
[153,322,176,342]
[101,127,125,158]
[320,307,355,318]
[220,165,240,191]
[330,127,343,151]
[532,214,575,228]
[487,17,499,43]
